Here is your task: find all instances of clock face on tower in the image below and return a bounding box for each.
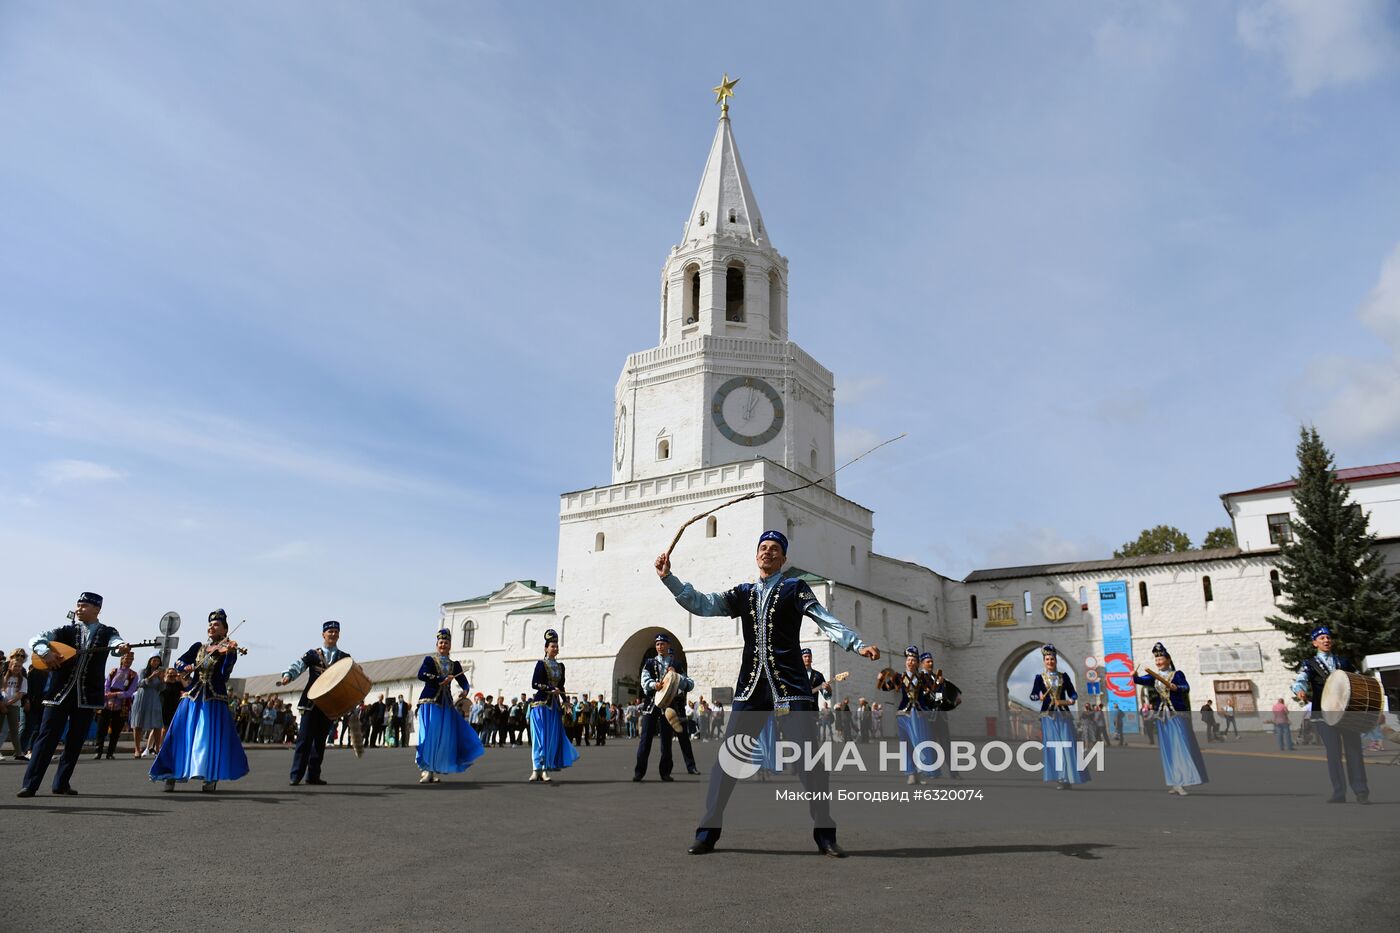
[711,375,785,447]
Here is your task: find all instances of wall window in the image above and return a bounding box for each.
[461,619,476,649]
[656,436,671,460]
[705,516,717,538]
[810,448,818,470]
[1270,569,1282,599]
[970,594,978,620]
[1138,581,1149,608]
[853,600,862,627]
[1078,586,1088,609]
[881,607,889,640]
[698,210,708,227]
[725,263,746,322]
[850,544,856,565]
[1202,575,1214,603]
[684,264,700,324]
[728,208,737,223]
[1023,590,1032,618]
[594,532,605,552]
[1267,513,1292,545]
[768,272,783,335]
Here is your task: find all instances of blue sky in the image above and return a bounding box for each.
[3,2,1399,670]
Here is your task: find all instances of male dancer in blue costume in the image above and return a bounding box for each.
[655,530,880,857]
[18,592,131,798]
[279,620,349,786]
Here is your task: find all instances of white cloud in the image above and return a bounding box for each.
[1237,0,1400,95]
[1311,242,1400,445]
[836,375,887,405]
[258,539,314,561]
[1093,2,1186,70]
[38,459,124,485]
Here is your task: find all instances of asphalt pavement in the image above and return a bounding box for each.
[3,733,1396,932]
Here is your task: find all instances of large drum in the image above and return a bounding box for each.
[653,670,684,733]
[1320,669,1383,732]
[307,657,371,719]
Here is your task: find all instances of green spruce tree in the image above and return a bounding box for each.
[1267,426,1400,669]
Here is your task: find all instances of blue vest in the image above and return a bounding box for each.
[719,578,822,703]
[42,622,122,709]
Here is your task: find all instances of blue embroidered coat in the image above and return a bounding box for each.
[880,668,934,712]
[417,655,469,706]
[174,642,239,701]
[1132,669,1191,712]
[531,658,566,707]
[33,621,126,709]
[1030,672,1078,713]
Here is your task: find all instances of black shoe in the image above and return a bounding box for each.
[818,841,848,859]
[306,778,328,785]
[660,775,674,782]
[1357,792,1370,804]
[632,776,643,782]
[686,768,702,775]
[105,754,114,760]
[16,788,36,798]
[54,787,78,796]
[289,778,301,786]
[1327,795,1346,803]
[91,753,103,761]
[688,839,716,855]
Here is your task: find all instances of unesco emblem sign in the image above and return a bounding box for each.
[1041,595,1069,623]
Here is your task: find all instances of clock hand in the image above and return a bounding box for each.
[744,387,758,420]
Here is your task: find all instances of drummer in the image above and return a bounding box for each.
[633,633,694,782]
[1292,625,1370,804]
[278,620,350,787]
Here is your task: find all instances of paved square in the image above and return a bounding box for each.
[5,734,1396,932]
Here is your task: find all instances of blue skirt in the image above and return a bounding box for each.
[149,697,249,783]
[758,716,782,773]
[1156,713,1209,787]
[897,712,941,775]
[528,704,579,770]
[415,702,485,774]
[1039,712,1091,784]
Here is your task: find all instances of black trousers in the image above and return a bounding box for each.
[290,705,332,781]
[93,707,126,757]
[696,682,832,846]
[928,712,957,775]
[21,695,95,793]
[1316,720,1368,798]
[634,709,674,778]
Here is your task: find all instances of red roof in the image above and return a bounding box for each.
[1221,462,1400,499]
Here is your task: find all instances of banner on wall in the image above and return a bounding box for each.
[1097,580,1140,732]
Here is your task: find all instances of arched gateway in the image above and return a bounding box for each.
[611,627,687,705]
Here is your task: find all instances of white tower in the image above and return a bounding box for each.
[611,81,836,487]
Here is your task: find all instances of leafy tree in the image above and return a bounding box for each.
[1267,426,1400,669]
[1114,525,1192,558]
[1202,526,1236,550]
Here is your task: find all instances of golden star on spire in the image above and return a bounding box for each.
[712,73,739,117]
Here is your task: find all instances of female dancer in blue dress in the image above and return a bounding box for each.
[415,629,485,784]
[149,610,250,793]
[1030,644,1090,789]
[528,628,579,782]
[877,646,938,784]
[1133,641,1208,796]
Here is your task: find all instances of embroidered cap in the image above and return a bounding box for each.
[1151,641,1169,656]
[654,633,671,645]
[1309,625,1332,640]
[544,628,559,645]
[800,647,812,658]
[322,620,341,633]
[919,652,934,663]
[77,592,103,607]
[758,530,788,553]
[1041,643,1057,655]
[208,608,227,622]
[436,628,451,641]
[904,645,919,659]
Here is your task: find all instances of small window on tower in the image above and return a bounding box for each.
[728,209,737,223]
[685,264,700,325]
[970,595,978,619]
[1270,569,1282,598]
[726,264,746,322]
[594,532,605,553]
[657,437,671,461]
[810,448,818,470]
[1202,575,1214,603]
[706,516,717,538]
[698,211,708,227]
